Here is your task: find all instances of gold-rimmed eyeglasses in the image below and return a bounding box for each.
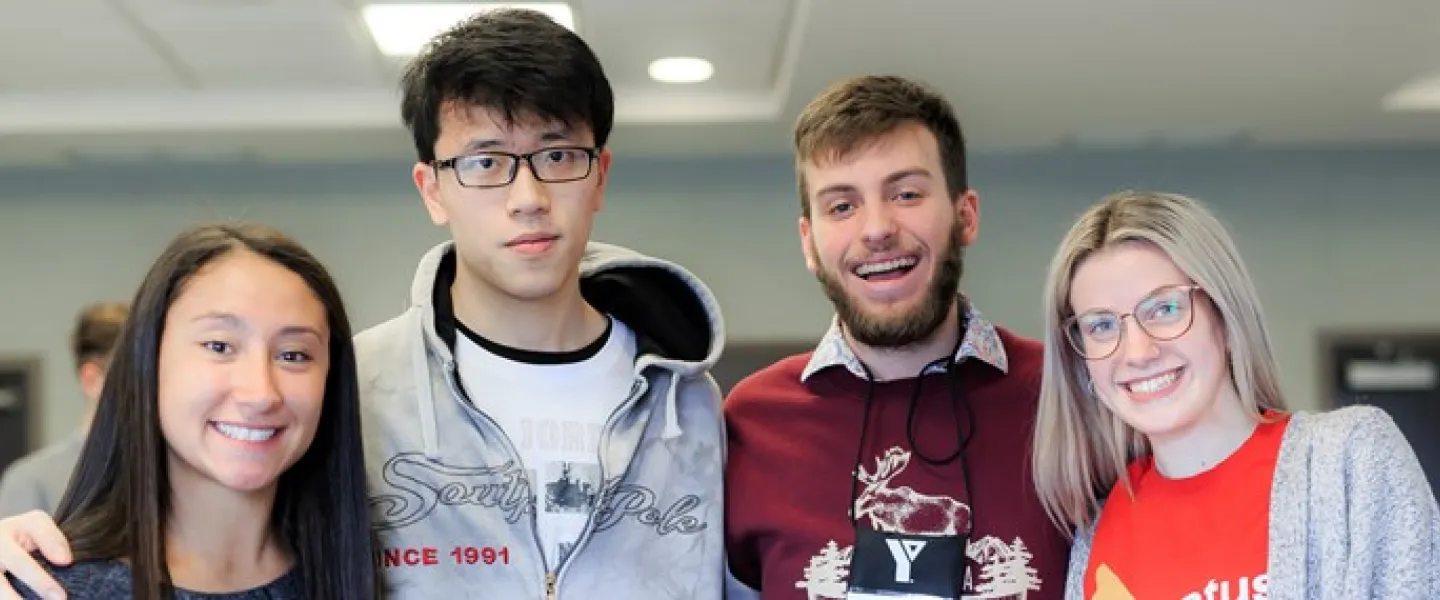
[1064,283,1202,360]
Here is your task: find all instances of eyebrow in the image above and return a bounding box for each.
[462,127,576,152]
[813,167,934,198]
[192,312,325,340]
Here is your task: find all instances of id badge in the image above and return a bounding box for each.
[846,526,968,599]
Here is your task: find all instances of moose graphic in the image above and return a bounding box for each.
[795,446,1041,599]
[853,447,972,536]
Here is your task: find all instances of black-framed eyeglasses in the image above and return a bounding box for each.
[431,146,598,188]
[1063,283,1202,361]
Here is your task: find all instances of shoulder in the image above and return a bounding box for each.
[974,325,1043,403]
[1285,404,1406,458]
[0,451,43,485]
[996,325,1042,371]
[8,558,134,599]
[722,353,813,417]
[353,310,422,386]
[1277,404,1429,497]
[0,444,73,514]
[353,311,415,358]
[12,438,83,475]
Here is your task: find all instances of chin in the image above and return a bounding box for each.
[841,282,931,319]
[1111,395,1210,441]
[499,276,568,301]
[213,467,284,494]
[1124,409,1200,440]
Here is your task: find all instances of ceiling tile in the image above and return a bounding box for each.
[0,1,185,91]
[582,0,794,92]
[123,0,387,88]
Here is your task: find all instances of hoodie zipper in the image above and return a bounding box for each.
[547,376,650,599]
[440,361,553,598]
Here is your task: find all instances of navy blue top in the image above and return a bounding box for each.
[8,558,302,599]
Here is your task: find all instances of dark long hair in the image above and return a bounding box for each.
[53,222,378,600]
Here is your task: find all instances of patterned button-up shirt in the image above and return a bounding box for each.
[799,299,1009,382]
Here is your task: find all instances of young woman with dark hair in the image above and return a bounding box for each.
[8,222,377,600]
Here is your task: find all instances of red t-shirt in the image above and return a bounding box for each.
[1084,412,1290,600]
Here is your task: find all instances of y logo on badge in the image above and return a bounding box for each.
[884,539,928,583]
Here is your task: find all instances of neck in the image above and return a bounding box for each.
[1148,383,1258,479]
[79,401,97,435]
[844,301,962,381]
[164,457,290,593]
[451,265,608,353]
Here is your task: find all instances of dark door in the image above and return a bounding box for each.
[1328,334,1440,500]
[0,366,33,472]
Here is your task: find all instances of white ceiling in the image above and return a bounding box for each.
[1,0,1439,166]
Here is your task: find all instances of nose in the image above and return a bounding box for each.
[1119,317,1160,367]
[231,351,282,413]
[506,160,551,218]
[859,201,898,248]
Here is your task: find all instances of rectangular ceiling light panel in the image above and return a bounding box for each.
[363,3,576,57]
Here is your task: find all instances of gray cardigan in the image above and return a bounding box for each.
[1063,405,1440,600]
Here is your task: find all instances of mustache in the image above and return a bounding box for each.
[810,221,967,349]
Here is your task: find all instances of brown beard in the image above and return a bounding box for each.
[813,220,965,349]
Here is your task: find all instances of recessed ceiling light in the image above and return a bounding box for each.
[1382,74,1440,111]
[648,57,713,84]
[362,3,576,57]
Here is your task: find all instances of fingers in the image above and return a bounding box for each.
[0,540,61,599]
[16,513,70,567]
[0,511,67,600]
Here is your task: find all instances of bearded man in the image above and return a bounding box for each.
[722,75,1072,600]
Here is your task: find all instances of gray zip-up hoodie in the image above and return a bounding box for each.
[354,240,727,600]
[1063,405,1440,599]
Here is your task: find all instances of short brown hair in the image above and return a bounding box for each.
[792,75,969,217]
[70,302,129,370]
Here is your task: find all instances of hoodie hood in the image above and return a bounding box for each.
[406,240,724,375]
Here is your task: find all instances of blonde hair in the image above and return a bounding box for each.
[1030,190,1288,533]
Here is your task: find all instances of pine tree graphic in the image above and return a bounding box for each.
[972,537,1041,599]
[967,535,1048,595]
[794,541,851,600]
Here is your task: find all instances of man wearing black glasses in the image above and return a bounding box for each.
[0,8,728,600]
[360,9,727,599]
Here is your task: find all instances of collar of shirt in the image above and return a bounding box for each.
[800,298,1009,383]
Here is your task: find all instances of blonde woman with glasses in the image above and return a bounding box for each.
[1031,190,1439,600]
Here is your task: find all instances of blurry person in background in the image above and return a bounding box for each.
[0,302,129,516]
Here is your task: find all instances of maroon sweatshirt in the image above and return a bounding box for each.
[724,317,1070,599]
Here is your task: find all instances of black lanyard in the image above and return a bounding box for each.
[844,325,978,599]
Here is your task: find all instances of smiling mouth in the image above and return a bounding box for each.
[1122,367,1184,395]
[851,255,919,281]
[212,422,279,442]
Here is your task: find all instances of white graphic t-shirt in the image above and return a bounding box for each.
[453,316,637,570]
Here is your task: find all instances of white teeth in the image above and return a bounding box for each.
[854,256,919,277]
[1128,370,1179,394]
[214,423,277,442]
